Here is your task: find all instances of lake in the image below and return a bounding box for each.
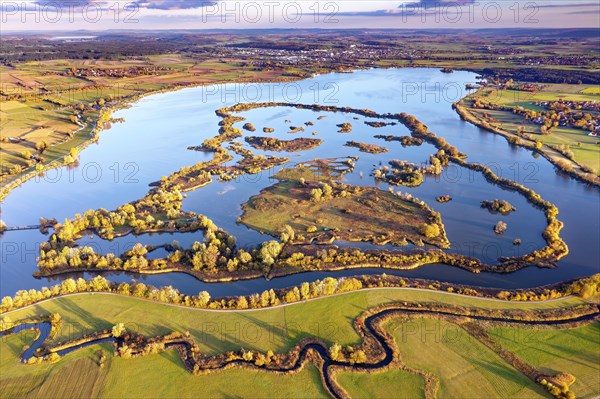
[1,68,598,297]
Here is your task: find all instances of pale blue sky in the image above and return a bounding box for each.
[1,1,598,31]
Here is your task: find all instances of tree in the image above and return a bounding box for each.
[0,316,12,331]
[242,350,254,361]
[329,343,342,361]
[321,183,333,198]
[132,283,147,297]
[350,349,367,363]
[237,296,249,309]
[50,313,62,324]
[310,188,323,202]
[300,282,310,299]
[268,289,279,306]
[260,290,270,307]
[259,241,282,266]
[322,277,337,295]
[280,224,295,243]
[192,244,220,271]
[237,250,252,264]
[1,296,14,311]
[202,245,220,271]
[60,279,77,294]
[36,141,49,154]
[197,291,211,307]
[129,243,148,257]
[89,276,110,291]
[112,323,126,338]
[420,223,440,238]
[284,288,300,303]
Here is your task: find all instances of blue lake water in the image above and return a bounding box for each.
[1,68,598,297]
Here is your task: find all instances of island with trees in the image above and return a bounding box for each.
[240,165,449,248]
[245,136,323,152]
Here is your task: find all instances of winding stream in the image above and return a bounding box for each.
[1,68,598,297]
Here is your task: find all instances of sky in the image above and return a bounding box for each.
[0,0,599,31]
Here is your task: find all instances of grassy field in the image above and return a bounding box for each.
[489,324,600,399]
[389,318,548,399]
[0,334,328,399]
[467,84,600,172]
[1,291,597,398]
[0,332,110,399]
[3,290,589,355]
[335,368,425,398]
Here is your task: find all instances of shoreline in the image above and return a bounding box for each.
[453,94,600,188]
[4,273,598,316]
[0,74,308,202]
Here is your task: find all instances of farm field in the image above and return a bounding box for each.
[489,324,600,399]
[390,317,547,399]
[335,368,425,399]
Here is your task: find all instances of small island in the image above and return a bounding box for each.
[288,126,305,134]
[242,123,256,132]
[245,136,323,152]
[344,140,389,154]
[337,123,353,133]
[374,135,424,147]
[481,199,517,215]
[494,221,508,235]
[374,161,424,187]
[365,121,397,128]
[436,195,452,203]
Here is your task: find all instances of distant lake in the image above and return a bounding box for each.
[49,36,97,41]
